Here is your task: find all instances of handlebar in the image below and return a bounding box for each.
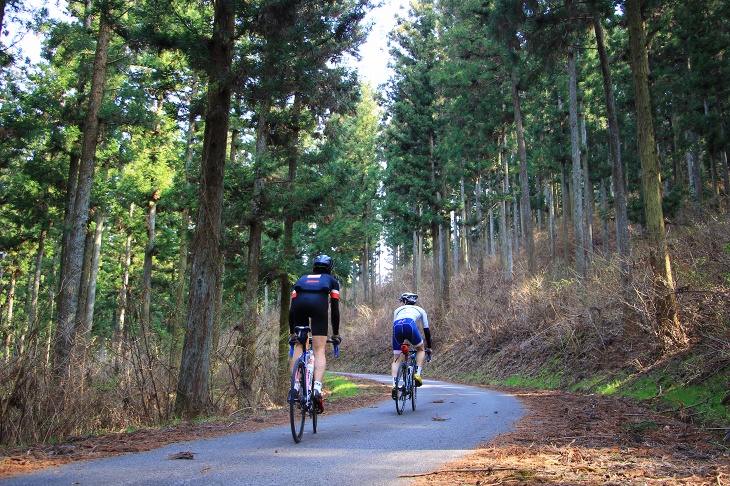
[288,336,340,357]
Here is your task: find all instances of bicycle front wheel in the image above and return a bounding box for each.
[290,361,307,443]
[395,362,408,415]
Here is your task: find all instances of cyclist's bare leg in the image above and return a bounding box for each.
[391,353,403,381]
[312,335,328,384]
[290,342,303,371]
[414,342,426,368]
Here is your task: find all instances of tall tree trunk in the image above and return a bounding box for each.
[451,211,459,275]
[499,138,513,281]
[594,17,631,288]
[475,177,484,293]
[115,203,133,371]
[238,97,269,407]
[600,177,609,259]
[513,185,519,256]
[172,74,197,366]
[176,0,235,418]
[363,242,370,303]
[561,160,569,261]
[461,176,470,271]
[278,93,301,402]
[28,228,47,336]
[412,229,419,292]
[53,16,110,382]
[141,191,160,330]
[721,151,729,203]
[510,68,535,274]
[4,269,17,361]
[581,108,594,265]
[548,180,555,260]
[0,0,7,34]
[429,133,445,312]
[626,0,686,349]
[83,211,104,338]
[568,48,586,277]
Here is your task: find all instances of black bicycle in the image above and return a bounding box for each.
[394,344,430,415]
[288,325,338,443]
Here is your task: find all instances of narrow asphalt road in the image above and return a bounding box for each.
[3,374,524,485]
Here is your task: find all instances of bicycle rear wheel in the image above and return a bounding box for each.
[410,365,417,411]
[395,362,407,415]
[290,361,307,443]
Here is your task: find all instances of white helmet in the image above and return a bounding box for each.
[398,292,418,305]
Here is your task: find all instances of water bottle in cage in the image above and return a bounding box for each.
[307,354,315,382]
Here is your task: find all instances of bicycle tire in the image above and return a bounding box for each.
[410,362,417,411]
[395,361,408,415]
[290,360,307,443]
[312,407,318,433]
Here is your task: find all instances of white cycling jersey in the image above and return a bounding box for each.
[393,305,429,329]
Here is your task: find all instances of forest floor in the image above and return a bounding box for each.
[1,375,728,484]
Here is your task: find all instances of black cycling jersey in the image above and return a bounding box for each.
[289,273,340,337]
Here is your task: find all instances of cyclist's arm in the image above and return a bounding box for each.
[330,296,340,336]
[420,307,432,349]
[330,282,340,336]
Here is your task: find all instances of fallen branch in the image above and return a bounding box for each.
[398,467,521,478]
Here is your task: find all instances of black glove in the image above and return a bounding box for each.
[288,334,298,347]
[331,335,341,346]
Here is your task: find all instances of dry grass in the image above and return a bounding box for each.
[1,210,728,483]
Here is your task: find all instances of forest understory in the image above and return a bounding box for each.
[1,377,727,484]
[2,212,729,483]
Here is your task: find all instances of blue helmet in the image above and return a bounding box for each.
[398,292,418,305]
[312,254,334,274]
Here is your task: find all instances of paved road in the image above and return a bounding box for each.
[2,374,524,485]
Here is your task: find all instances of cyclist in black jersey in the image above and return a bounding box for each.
[288,255,341,412]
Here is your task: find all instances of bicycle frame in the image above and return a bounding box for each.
[394,344,431,415]
[288,325,338,443]
[395,344,417,414]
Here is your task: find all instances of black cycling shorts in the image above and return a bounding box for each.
[290,292,330,336]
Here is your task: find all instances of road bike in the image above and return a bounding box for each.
[288,325,339,443]
[394,344,430,415]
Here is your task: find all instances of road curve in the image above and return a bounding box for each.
[3,374,524,485]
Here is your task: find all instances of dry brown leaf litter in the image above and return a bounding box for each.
[1,379,728,485]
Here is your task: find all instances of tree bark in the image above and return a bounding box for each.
[568,48,586,277]
[510,68,535,274]
[475,177,484,293]
[278,93,301,402]
[4,269,17,361]
[594,17,630,288]
[499,137,513,281]
[580,108,594,265]
[28,228,46,335]
[115,203,133,371]
[176,0,235,418]
[82,210,104,338]
[626,0,686,349]
[141,191,159,330]
[238,97,269,407]
[53,16,110,382]
[173,74,197,366]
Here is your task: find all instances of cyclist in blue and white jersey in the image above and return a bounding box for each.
[288,254,341,412]
[391,292,432,399]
